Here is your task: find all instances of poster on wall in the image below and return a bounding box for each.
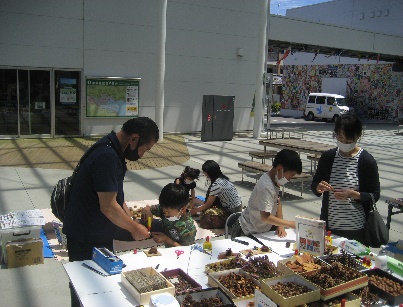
[60,78,77,105]
[86,77,140,117]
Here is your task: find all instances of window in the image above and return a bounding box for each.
[327,97,335,105]
[308,96,316,104]
[316,96,326,104]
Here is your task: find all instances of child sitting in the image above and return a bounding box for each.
[174,166,201,209]
[141,183,196,247]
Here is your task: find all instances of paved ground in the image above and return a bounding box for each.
[0,119,402,307]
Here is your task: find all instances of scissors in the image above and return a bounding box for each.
[175,249,184,259]
[191,244,212,256]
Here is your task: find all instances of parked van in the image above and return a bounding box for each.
[304,93,353,121]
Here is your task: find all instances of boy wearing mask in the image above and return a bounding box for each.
[142,183,196,247]
[232,149,302,238]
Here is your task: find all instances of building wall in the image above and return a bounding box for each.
[0,0,262,135]
[286,0,403,36]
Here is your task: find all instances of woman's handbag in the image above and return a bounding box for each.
[364,194,389,248]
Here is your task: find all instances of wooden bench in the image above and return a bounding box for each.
[248,150,277,164]
[238,161,270,183]
[237,161,312,196]
[306,154,321,174]
[281,172,313,197]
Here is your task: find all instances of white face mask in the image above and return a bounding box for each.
[184,179,193,185]
[336,140,356,153]
[166,210,182,222]
[275,169,288,186]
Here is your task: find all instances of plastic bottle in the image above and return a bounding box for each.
[203,236,212,252]
[325,230,332,246]
[375,245,388,270]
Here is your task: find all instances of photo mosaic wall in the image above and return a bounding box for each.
[282,64,403,120]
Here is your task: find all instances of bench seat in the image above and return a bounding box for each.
[306,154,321,174]
[248,150,277,164]
[238,161,312,196]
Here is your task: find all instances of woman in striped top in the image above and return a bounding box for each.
[190,160,242,228]
[311,114,380,244]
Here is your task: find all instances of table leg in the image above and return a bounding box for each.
[387,203,392,229]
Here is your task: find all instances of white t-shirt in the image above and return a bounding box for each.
[239,173,280,235]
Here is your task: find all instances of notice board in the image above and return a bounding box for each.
[86,77,140,117]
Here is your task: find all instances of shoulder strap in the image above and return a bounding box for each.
[72,140,112,175]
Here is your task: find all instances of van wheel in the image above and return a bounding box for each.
[307,112,315,121]
[332,115,339,122]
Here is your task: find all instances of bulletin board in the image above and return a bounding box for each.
[86,77,140,118]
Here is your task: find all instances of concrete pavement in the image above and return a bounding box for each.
[0,121,402,306]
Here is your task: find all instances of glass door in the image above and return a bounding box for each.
[0,68,50,137]
[54,70,80,136]
[18,70,51,136]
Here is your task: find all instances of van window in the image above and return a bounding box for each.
[336,98,348,106]
[327,97,335,105]
[308,96,316,104]
[316,96,326,104]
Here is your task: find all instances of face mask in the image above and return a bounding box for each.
[166,211,181,222]
[124,143,140,161]
[184,179,193,185]
[275,169,289,186]
[336,140,356,153]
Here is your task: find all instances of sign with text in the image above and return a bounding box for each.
[86,77,140,117]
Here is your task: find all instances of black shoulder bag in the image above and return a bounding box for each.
[50,141,109,222]
[364,193,389,248]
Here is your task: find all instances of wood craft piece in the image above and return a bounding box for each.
[144,246,162,257]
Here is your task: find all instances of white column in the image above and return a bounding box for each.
[155,0,167,141]
[253,0,269,138]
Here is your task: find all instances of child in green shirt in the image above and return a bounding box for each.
[142,183,196,247]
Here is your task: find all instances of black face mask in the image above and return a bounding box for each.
[124,143,140,161]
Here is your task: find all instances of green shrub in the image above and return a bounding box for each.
[271,101,281,113]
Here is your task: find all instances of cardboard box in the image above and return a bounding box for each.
[1,226,41,263]
[304,292,361,306]
[91,247,123,275]
[205,258,246,273]
[175,287,235,307]
[208,268,260,300]
[260,273,320,307]
[295,216,326,256]
[121,267,175,305]
[6,238,44,268]
[301,264,368,300]
[160,268,202,294]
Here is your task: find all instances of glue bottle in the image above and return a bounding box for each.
[375,245,388,271]
[203,236,212,252]
[325,230,332,246]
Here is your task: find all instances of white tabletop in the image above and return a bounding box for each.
[63,233,293,306]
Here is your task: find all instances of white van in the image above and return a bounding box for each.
[304,93,353,121]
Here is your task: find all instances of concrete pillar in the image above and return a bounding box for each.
[253,0,269,138]
[155,0,167,141]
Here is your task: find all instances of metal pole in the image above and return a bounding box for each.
[155,0,167,141]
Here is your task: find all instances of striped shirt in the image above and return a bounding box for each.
[328,148,366,230]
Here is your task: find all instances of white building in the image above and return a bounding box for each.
[0,0,267,138]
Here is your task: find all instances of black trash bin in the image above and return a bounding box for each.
[201,95,234,142]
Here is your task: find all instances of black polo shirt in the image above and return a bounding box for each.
[63,131,126,245]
